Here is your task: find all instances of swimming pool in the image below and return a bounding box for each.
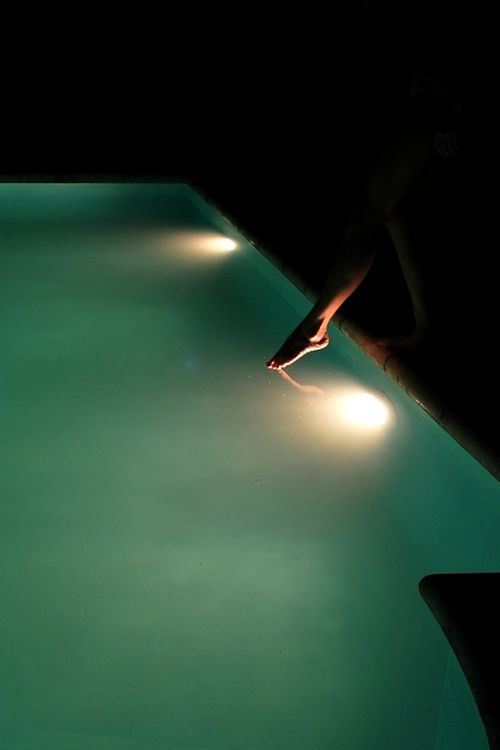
[1,182,498,749]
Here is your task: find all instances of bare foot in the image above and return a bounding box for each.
[266,327,329,370]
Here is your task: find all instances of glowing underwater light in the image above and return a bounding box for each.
[205,236,238,252]
[338,391,391,429]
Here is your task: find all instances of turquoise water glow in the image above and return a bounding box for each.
[1,183,497,749]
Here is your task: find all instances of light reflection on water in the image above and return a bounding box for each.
[0,187,495,750]
[156,230,240,261]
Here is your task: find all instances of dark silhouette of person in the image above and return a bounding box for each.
[267,0,494,370]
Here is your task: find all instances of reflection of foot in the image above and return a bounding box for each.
[278,369,325,395]
[266,329,329,370]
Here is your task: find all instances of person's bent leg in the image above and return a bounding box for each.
[266,110,435,370]
[266,220,382,370]
[381,156,444,350]
[382,213,433,348]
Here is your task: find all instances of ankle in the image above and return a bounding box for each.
[301,315,328,340]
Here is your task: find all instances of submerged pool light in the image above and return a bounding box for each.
[202,236,237,253]
[338,391,391,429]
[158,232,239,259]
[213,237,238,252]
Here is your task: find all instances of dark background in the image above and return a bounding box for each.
[2,5,498,725]
[2,0,497,342]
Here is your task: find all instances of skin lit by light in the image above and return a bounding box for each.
[338,392,391,429]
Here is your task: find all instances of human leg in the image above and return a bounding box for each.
[266,110,436,370]
[266,221,381,369]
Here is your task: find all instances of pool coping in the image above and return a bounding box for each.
[2,176,497,481]
[190,184,500,483]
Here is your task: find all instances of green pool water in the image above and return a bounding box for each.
[0,183,498,750]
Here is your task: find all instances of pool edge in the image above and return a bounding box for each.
[189,183,500,483]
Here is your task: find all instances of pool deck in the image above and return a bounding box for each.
[2,176,498,481]
[264,252,499,482]
[195,186,500,483]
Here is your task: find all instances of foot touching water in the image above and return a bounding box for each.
[266,324,329,370]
